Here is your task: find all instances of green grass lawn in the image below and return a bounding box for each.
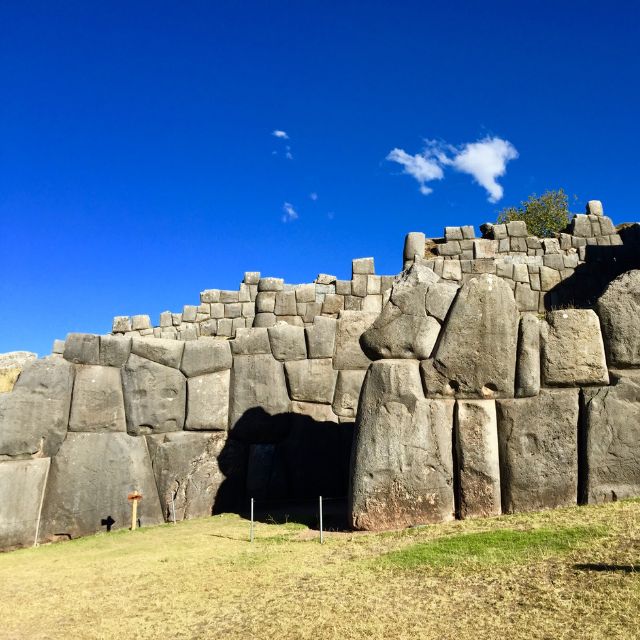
[1,500,639,640]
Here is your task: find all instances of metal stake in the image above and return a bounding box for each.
[319,495,324,544]
[250,498,254,543]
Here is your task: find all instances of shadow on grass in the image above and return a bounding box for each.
[574,563,638,573]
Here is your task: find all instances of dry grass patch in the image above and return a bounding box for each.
[0,500,639,640]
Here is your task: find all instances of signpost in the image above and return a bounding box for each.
[128,491,143,531]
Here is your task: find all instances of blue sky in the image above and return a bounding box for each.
[1,1,639,355]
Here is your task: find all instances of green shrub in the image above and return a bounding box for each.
[497,189,572,237]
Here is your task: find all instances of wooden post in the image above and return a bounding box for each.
[319,495,324,544]
[128,491,143,531]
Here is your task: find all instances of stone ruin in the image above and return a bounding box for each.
[1,199,640,549]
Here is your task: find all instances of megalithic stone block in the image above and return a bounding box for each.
[349,360,455,530]
[38,433,164,541]
[455,400,501,519]
[596,270,640,367]
[0,458,50,550]
[581,370,640,504]
[0,357,75,458]
[515,313,540,397]
[496,389,579,514]
[431,274,519,398]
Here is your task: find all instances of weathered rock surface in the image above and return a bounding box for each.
[496,389,579,513]
[63,333,100,365]
[0,458,50,549]
[430,275,519,397]
[0,351,37,394]
[98,335,131,368]
[350,360,455,530]
[515,314,540,397]
[130,337,185,369]
[150,432,245,520]
[181,339,232,376]
[596,270,640,367]
[38,433,163,540]
[229,354,291,442]
[122,354,186,435]
[332,369,366,419]
[333,311,378,370]
[360,263,449,361]
[69,365,126,432]
[284,358,337,403]
[361,302,441,360]
[0,357,74,458]
[455,400,501,518]
[541,310,609,386]
[185,370,230,430]
[581,370,640,503]
[268,324,307,361]
[230,328,271,355]
[305,316,337,359]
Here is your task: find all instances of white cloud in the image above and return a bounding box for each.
[386,147,444,195]
[446,137,519,203]
[310,192,318,201]
[282,202,298,223]
[272,130,289,139]
[386,136,518,202]
[285,145,293,160]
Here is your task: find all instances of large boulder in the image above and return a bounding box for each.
[455,400,501,518]
[121,354,186,435]
[427,274,519,397]
[596,270,640,367]
[185,370,230,430]
[333,311,378,370]
[0,357,74,458]
[332,370,366,419]
[350,360,455,530]
[68,365,126,432]
[360,262,454,360]
[0,458,50,549]
[38,433,164,540]
[581,370,640,503]
[284,359,337,403]
[496,389,579,513]
[541,310,609,386]
[149,432,246,519]
[228,354,291,443]
[130,337,185,369]
[181,339,232,377]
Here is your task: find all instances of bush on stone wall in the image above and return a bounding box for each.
[497,189,572,238]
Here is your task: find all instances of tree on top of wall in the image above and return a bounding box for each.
[496,189,573,237]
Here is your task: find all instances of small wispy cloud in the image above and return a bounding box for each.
[282,202,298,223]
[272,130,289,139]
[386,147,444,195]
[310,192,318,201]
[387,136,518,202]
[285,145,293,160]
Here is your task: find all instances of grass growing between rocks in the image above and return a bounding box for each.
[1,500,639,640]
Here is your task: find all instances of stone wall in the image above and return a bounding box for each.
[2,198,640,549]
[105,258,394,341]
